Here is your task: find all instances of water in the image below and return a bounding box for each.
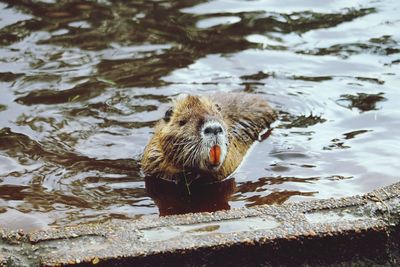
[142,216,280,242]
[0,0,399,231]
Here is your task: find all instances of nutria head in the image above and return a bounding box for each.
[158,94,229,173]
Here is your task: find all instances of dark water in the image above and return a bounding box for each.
[0,0,399,231]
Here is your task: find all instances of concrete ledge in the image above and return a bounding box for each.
[1,182,399,266]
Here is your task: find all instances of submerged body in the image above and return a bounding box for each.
[141,93,275,183]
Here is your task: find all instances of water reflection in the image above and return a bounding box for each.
[235,176,317,206]
[0,0,399,229]
[337,92,386,112]
[145,177,236,216]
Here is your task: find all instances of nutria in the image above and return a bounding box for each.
[141,92,275,183]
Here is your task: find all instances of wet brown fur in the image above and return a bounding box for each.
[141,93,275,182]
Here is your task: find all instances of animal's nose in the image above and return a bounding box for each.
[204,125,223,135]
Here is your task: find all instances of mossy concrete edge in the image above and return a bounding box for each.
[1,182,399,266]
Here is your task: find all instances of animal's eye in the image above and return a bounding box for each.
[178,119,187,126]
[164,108,173,122]
[215,104,222,111]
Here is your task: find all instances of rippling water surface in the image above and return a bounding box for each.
[0,0,399,230]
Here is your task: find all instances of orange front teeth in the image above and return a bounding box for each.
[209,145,221,166]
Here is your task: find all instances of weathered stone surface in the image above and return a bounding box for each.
[1,182,399,267]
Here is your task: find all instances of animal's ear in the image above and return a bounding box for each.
[164,107,173,122]
[175,93,188,102]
